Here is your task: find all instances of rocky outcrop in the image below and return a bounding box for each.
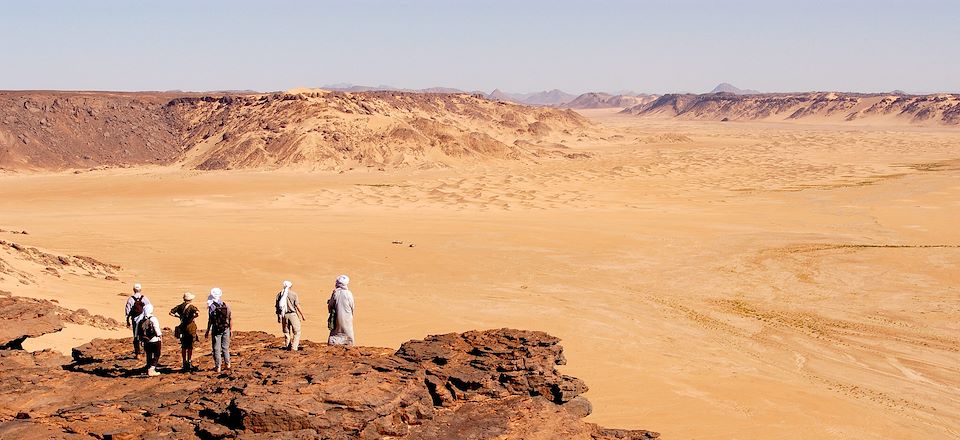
[622,92,960,125]
[0,295,63,349]
[0,239,122,286]
[0,90,591,171]
[0,91,187,170]
[0,328,658,439]
[0,294,121,349]
[172,91,589,170]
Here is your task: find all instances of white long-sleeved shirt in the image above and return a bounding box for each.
[124,294,152,318]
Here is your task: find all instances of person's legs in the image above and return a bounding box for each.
[132,325,140,357]
[282,317,291,348]
[222,330,231,368]
[288,314,302,351]
[144,343,154,369]
[153,340,161,368]
[212,334,222,371]
[145,341,161,375]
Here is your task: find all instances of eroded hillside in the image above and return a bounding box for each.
[172,91,589,170]
[0,90,591,171]
[623,92,960,125]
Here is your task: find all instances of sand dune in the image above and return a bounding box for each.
[623,92,960,125]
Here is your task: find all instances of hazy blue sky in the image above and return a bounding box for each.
[2,0,957,94]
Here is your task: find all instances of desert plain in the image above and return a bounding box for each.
[1,105,958,439]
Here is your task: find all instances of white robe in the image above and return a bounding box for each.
[327,288,355,346]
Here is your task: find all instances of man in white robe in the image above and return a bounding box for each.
[327,274,355,346]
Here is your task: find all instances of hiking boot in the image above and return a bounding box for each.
[147,367,160,377]
[215,365,221,373]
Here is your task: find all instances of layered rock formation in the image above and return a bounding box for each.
[0,294,120,349]
[0,293,657,439]
[0,238,122,287]
[0,90,590,171]
[623,92,960,125]
[172,91,589,170]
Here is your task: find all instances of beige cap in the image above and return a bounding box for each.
[183,292,195,301]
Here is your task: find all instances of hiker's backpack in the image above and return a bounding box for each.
[128,296,145,318]
[138,317,158,340]
[211,302,230,334]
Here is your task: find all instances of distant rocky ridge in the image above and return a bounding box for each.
[0,90,591,171]
[0,293,658,439]
[562,92,660,109]
[487,89,578,106]
[622,92,960,125]
[709,83,760,95]
[323,84,580,106]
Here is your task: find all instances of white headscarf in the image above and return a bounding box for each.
[335,274,350,289]
[278,280,292,314]
[208,287,223,312]
[143,303,155,317]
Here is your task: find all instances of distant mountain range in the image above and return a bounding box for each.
[321,84,579,106]
[710,83,761,95]
[620,91,960,125]
[320,83,483,95]
[487,89,578,106]
[561,92,659,109]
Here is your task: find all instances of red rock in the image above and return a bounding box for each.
[0,325,656,438]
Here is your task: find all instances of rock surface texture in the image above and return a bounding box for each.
[0,326,658,439]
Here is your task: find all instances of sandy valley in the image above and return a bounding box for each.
[1,106,958,439]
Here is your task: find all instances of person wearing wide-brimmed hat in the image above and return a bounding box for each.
[170,292,200,372]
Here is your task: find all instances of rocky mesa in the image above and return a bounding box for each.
[0,90,591,171]
[0,294,658,439]
[622,92,960,125]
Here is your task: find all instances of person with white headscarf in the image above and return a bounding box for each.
[275,280,307,351]
[327,275,355,346]
[123,283,152,358]
[204,287,232,372]
[139,303,162,377]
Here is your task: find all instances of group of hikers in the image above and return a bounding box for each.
[123,275,356,376]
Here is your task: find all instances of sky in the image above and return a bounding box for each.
[2,0,958,94]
